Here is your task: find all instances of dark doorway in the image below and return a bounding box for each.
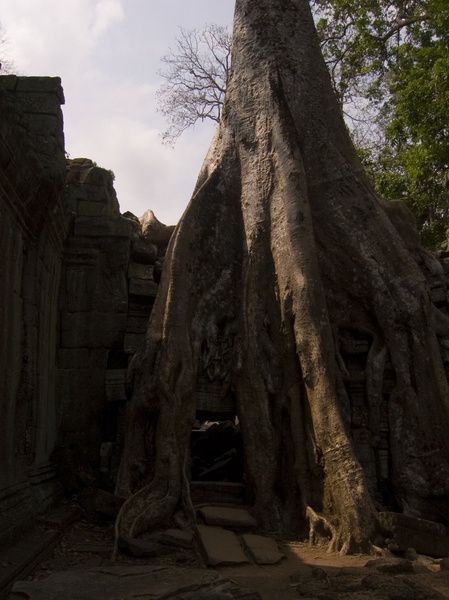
[190,417,243,483]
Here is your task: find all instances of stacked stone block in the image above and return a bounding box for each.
[55,160,171,496]
[125,245,159,355]
[57,160,134,489]
[0,76,173,540]
[0,76,69,543]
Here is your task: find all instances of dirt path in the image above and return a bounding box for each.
[26,519,449,599]
[219,540,449,599]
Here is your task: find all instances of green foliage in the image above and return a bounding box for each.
[313,0,449,249]
[158,5,449,248]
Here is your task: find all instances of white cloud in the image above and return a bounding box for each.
[1,0,234,223]
[62,73,217,224]
[66,107,216,225]
[91,0,124,39]
[2,0,124,74]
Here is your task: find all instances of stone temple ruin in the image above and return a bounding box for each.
[0,75,175,543]
[4,71,449,598]
[0,75,251,547]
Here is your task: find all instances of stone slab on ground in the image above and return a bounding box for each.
[71,544,113,558]
[0,505,79,600]
[241,534,285,565]
[118,535,173,558]
[197,524,249,566]
[161,528,194,549]
[379,512,447,538]
[379,512,449,558]
[364,557,414,574]
[198,506,257,529]
[9,566,262,600]
[0,529,59,600]
[391,526,449,558]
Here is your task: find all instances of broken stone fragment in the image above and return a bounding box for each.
[379,512,449,558]
[131,238,158,264]
[364,557,414,574]
[241,534,285,565]
[161,528,194,549]
[196,524,249,566]
[10,566,262,599]
[118,535,173,558]
[379,512,447,538]
[140,209,175,249]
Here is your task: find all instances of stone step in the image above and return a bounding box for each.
[190,481,245,505]
[197,505,257,530]
[196,525,249,566]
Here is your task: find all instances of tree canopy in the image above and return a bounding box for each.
[157,2,449,248]
[313,0,449,248]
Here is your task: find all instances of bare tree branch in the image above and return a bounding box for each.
[156,24,231,145]
[0,22,17,74]
[381,15,430,42]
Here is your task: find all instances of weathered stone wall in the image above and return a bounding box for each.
[55,159,162,496]
[341,251,449,515]
[0,76,70,542]
[0,74,174,539]
[0,72,174,539]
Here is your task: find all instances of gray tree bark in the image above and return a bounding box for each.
[115,0,449,553]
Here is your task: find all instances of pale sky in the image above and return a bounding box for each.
[1,1,235,225]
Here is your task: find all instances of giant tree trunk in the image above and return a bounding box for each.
[115,0,449,553]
